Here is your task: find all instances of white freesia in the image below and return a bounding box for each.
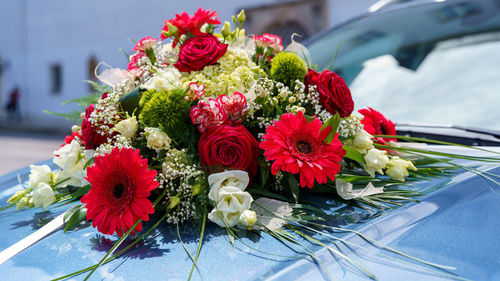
[32,183,56,210]
[207,186,254,227]
[386,156,417,182]
[28,164,52,188]
[335,179,384,200]
[142,68,181,92]
[352,130,374,154]
[207,170,249,202]
[363,148,389,177]
[53,140,89,186]
[114,116,138,138]
[144,127,171,151]
[239,210,257,228]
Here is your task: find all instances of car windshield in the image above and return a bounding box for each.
[307,0,500,130]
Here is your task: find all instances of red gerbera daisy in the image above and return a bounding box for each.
[260,111,346,188]
[359,107,397,144]
[81,148,159,236]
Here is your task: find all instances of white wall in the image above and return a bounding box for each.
[0,0,375,130]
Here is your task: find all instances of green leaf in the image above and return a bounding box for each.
[120,87,142,115]
[64,204,87,232]
[71,185,91,198]
[321,113,340,144]
[327,41,343,71]
[343,145,366,164]
[286,173,300,203]
[43,109,83,123]
[259,162,270,188]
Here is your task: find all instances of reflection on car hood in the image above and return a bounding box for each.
[1,147,500,281]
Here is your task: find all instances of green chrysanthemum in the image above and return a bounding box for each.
[270,52,308,86]
[139,89,192,142]
[139,89,158,108]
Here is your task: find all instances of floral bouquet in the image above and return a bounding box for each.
[4,8,499,280]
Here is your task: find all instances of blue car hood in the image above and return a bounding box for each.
[1,147,500,281]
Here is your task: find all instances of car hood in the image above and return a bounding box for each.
[1,146,500,281]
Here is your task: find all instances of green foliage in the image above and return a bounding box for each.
[44,81,107,123]
[343,145,366,164]
[139,89,157,108]
[270,52,308,86]
[320,113,341,144]
[63,204,88,232]
[139,89,193,144]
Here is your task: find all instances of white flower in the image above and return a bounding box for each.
[32,183,56,210]
[207,186,253,227]
[114,116,138,138]
[207,170,249,202]
[144,127,171,151]
[386,156,417,182]
[28,164,52,188]
[142,68,181,92]
[363,148,389,177]
[352,130,374,154]
[53,140,88,186]
[239,209,257,228]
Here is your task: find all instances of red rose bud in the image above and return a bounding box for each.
[174,34,228,73]
[317,70,354,118]
[304,69,319,92]
[198,125,260,177]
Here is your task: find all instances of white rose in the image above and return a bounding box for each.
[207,186,253,227]
[386,156,417,182]
[363,148,389,177]
[28,164,52,188]
[352,130,374,154]
[239,209,257,228]
[114,116,138,138]
[53,140,88,186]
[207,170,249,202]
[32,183,56,210]
[142,68,181,92]
[144,127,171,151]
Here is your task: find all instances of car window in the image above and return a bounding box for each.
[351,33,500,129]
[307,0,500,130]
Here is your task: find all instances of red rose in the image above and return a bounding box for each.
[174,34,228,73]
[359,107,397,144]
[316,70,354,118]
[81,104,111,150]
[304,69,319,91]
[198,125,260,177]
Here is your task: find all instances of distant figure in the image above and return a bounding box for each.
[5,87,20,120]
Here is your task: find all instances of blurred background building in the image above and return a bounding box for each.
[0,0,378,133]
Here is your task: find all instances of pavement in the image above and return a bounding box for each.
[0,129,65,177]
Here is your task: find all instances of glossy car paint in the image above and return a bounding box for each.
[1,148,499,280]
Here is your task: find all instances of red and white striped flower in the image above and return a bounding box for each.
[217,92,247,122]
[190,98,228,132]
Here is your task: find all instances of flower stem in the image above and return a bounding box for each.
[187,205,207,281]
